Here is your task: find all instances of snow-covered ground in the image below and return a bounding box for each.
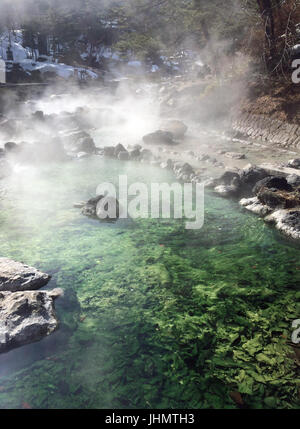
[0,29,206,81]
[0,30,99,81]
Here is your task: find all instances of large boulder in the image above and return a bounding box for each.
[76,137,96,154]
[103,146,116,157]
[218,170,241,186]
[4,142,20,154]
[254,176,299,209]
[0,288,62,354]
[253,176,294,194]
[160,120,188,139]
[239,164,269,186]
[62,130,96,154]
[128,148,141,159]
[143,130,175,145]
[118,151,129,161]
[114,143,127,158]
[0,258,51,292]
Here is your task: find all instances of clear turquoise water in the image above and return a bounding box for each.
[0,156,299,409]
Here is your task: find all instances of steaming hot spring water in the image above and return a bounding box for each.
[0,91,299,409]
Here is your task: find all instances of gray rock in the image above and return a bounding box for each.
[103,146,116,157]
[82,195,104,218]
[173,162,194,175]
[0,258,51,292]
[4,142,19,153]
[265,209,300,240]
[114,143,127,158]
[160,159,174,169]
[287,159,300,169]
[253,176,293,195]
[128,148,141,159]
[73,201,86,208]
[240,197,272,216]
[287,174,300,187]
[225,152,246,160]
[0,288,63,354]
[214,184,240,197]
[239,164,269,186]
[118,150,129,161]
[160,120,188,139]
[143,130,175,145]
[140,149,153,161]
[76,137,96,154]
[82,195,120,220]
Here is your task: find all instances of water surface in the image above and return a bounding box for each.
[0,156,299,409]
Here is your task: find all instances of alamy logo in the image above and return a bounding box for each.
[291,319,300,344]
[292,59,300,84]
[95,175,205,230]
[0,59,6,84]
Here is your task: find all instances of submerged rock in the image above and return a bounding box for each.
[0,288,63,354]
[0,258,51,292]
[81,195,120,220]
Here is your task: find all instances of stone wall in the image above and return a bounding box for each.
[232,113,300,151]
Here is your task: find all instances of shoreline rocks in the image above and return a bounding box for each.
[0,258,51,292]
[0,288,63,354]
[0,258,61,354]
[207,163,300,240]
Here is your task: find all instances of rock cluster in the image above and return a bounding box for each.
[208,164,300,240]
[0,258,61,354]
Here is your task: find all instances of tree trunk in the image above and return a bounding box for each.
[257,0,277,69]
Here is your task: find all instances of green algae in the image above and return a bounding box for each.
[0,157,299,409]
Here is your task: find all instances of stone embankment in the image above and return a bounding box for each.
[232,113,300,151]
